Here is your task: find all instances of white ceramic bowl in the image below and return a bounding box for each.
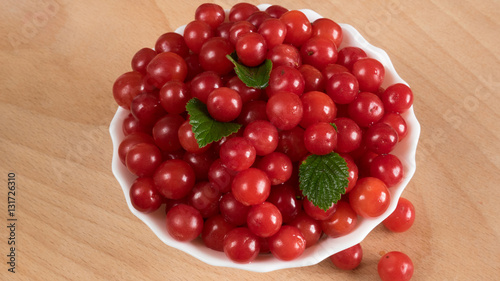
[109,4,420,273]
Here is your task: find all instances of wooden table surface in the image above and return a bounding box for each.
[1,0,499,280]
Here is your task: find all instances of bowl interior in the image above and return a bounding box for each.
[109,4,421,272]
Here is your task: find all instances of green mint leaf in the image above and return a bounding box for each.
[226,54,272,89]
[299,153,349,211]
[330,123,338,132]
[186,98,241,148]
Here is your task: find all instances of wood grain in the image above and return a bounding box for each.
[1,0,499,280]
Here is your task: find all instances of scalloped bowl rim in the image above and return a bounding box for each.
[109,4,421,273]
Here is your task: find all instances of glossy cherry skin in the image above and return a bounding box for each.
[266,66,305,97]
[266,182,300,223]
[300,36,338,71]
[184,53,204,81]
[231,168,271,206]
[266,91,304,130]
[183,20,213,54]
[147,52,188,88]
[190,71,222,104]
[369,153,404,187]
[130,92,167,127]
[257,152,293,186]
[237,100,268,125]
[351,58,385,93]
[228,3,259,22]
[333,117,363,154]
[125,142,162,177]
[321,201,358,237]
[247,11,272,28]
[208,159,236,194]
[131,48,157,74]
[166,204,203,242]
[219,192,251,226]
[195,3,225,29]
[223,227,260,263]
[178,120,211,154]
[340,153,359,193]
[279,10,312,47]
[288,212,322,247]
[347,92,385,127]
[265,5,288,18]
[303,122,338,155]
[311,18,343,48]
[325,72,359,104]
[159,81,191,115]
[183,149,217,182]
[187,181,220,218]
[226,76,262,104]
[322,64,349,80]
[153,159,196,200]
[202,214,235,252]
[300,91,336,128]
[118,133,155,165]
[228,21,256,46]
[236,32,268,67]
[243,120,279,156]
[219,137,256,172]
[337,46,367,71]
[276,126,309,162]
[299,64,325,92]
[268,225,306,261]
[154,32,189,57]
[378,112,408,142]
[364,122,399,154]
[215,22,233,40]
[113,71,144,110]
[206,87,242,122]
[267,44,302,69]
[122,113,152,136]
[330,243,363,270]
[382,197,415,232]
[199,37,235,76]
[258,18,287,49]
[247,202,283,237]
[378,251,414,281]
[129,177,163,213]
[380,83,414,113]
[303,197,337,221]
[152,114,184,153]
[349,177,391,218]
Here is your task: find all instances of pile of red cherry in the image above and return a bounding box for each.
[112,3,415,280]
